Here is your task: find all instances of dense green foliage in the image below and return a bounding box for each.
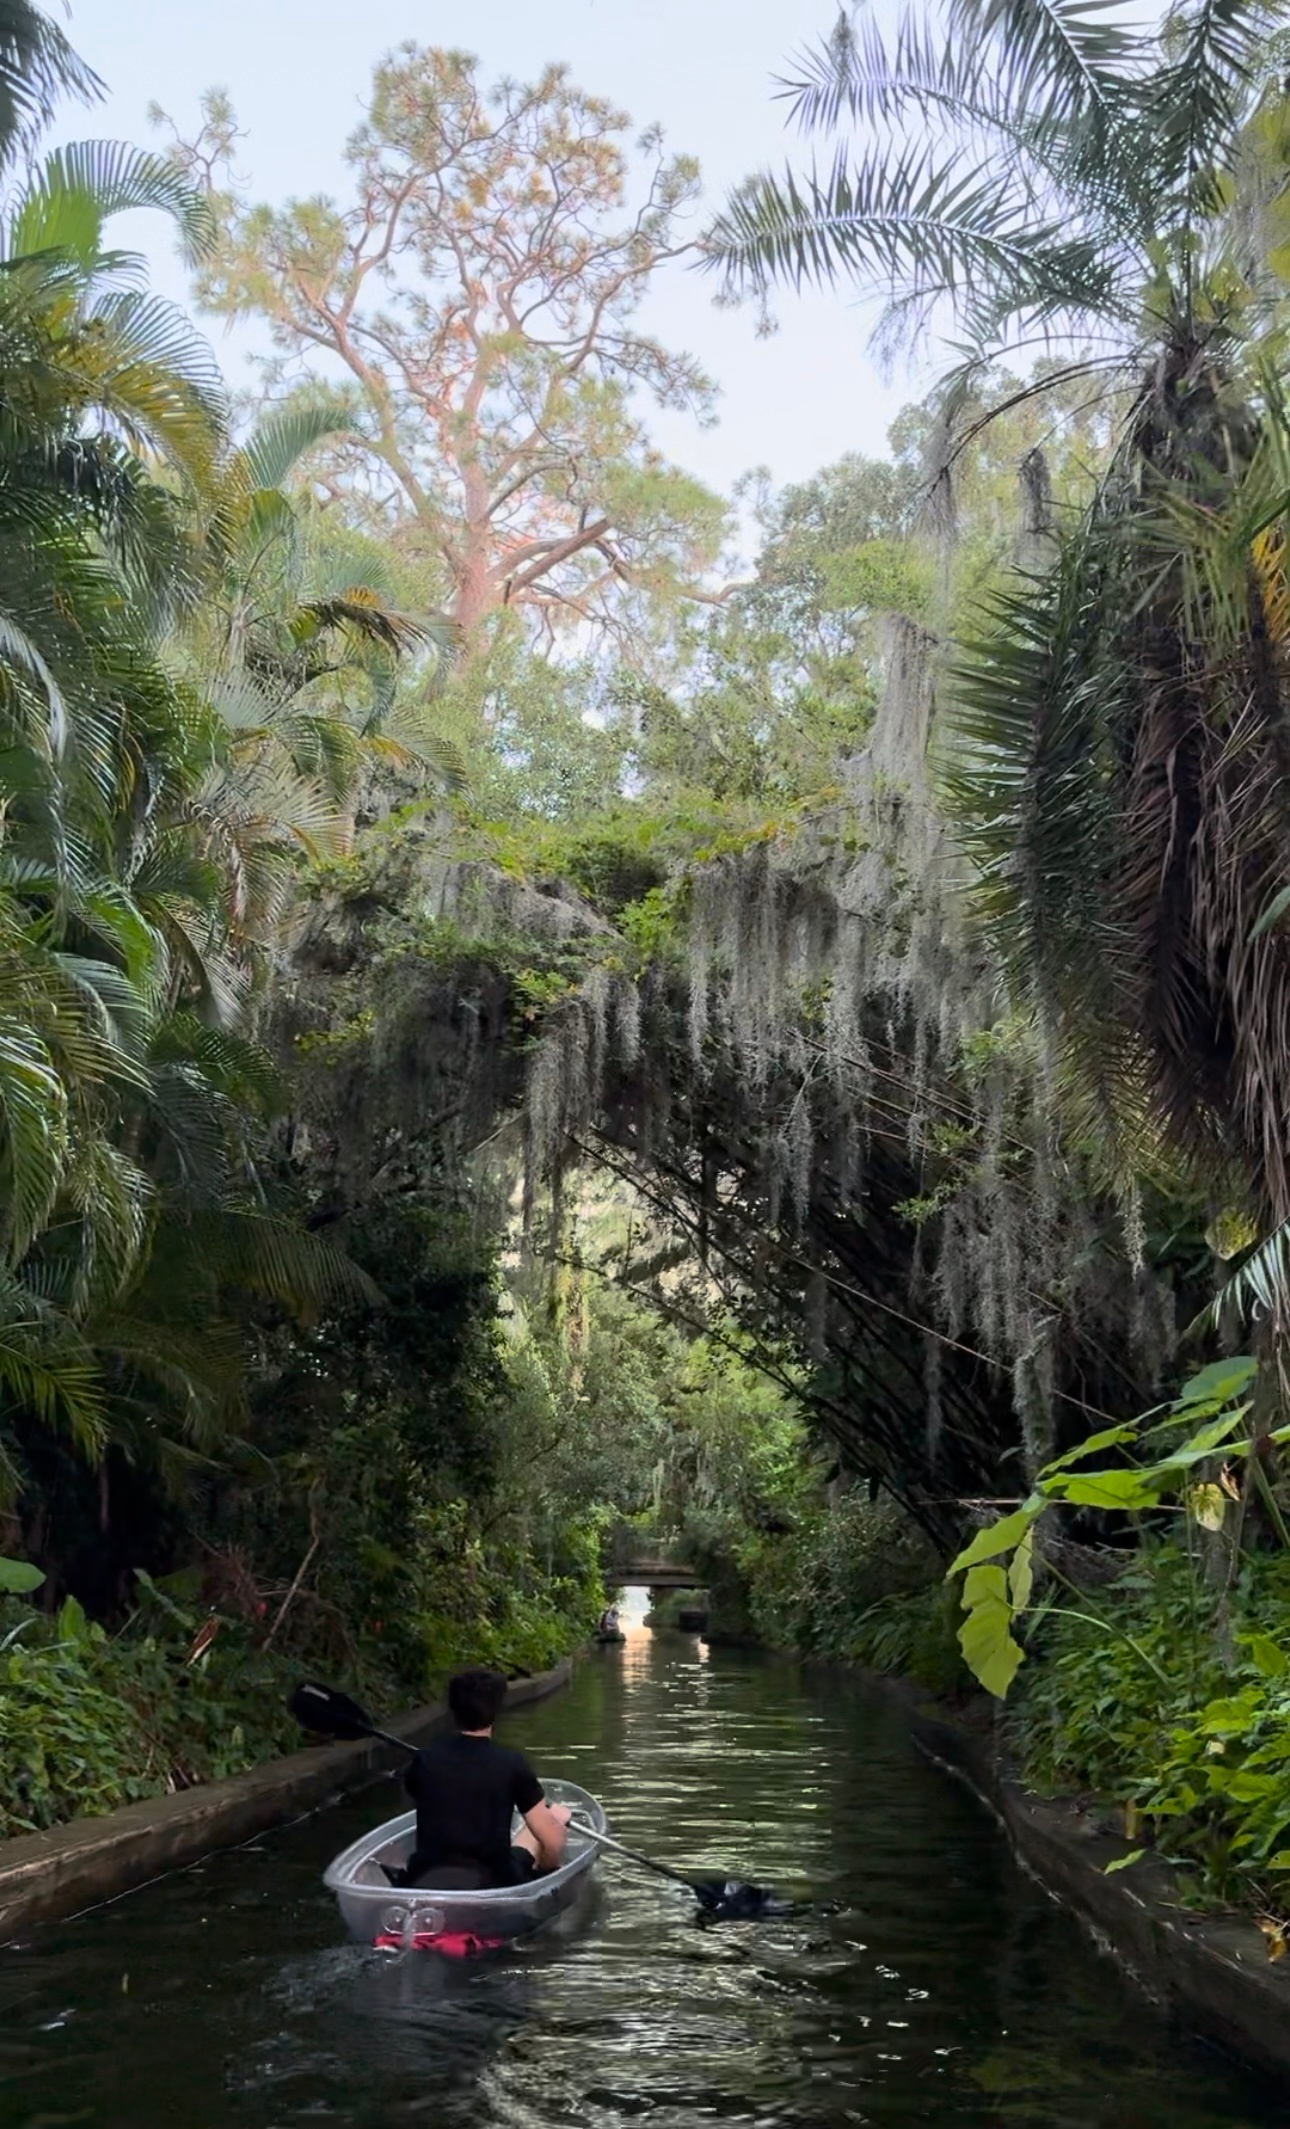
[0,1585,297,1838]
[10,0,1290,1967]
[1013,1546,1290,1915]
[685,0,1290,1940]
[732,1497,968,1696]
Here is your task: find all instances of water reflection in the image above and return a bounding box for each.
[611,1585,656,1685]
[0,1636,1283,2127]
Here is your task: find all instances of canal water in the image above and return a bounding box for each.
[0,1633,1283,2127]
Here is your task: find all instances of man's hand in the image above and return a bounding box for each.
[523,1796,572,1868]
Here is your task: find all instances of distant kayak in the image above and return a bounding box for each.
[595,1628,626,1644]
[323,1778,607,1952]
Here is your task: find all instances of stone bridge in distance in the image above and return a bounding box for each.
[602,1529,704,1590]
[609,1556,703,1589]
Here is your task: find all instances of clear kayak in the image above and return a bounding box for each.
[323,1777,607,1952]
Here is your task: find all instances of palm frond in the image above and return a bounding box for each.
[60,1133,155,1310]
[150,1013,282,1114]
[11,140,216,266]
[0,1267,105,1455]
[779,0,1138,152]
[946,0,1143,132]
[0,0,101,171]
[1202,1214,1290,1336]
[0,603,68,752]
[73,289,226,482]
[377,708,469,791]
[0,1014,66,1260]
[240,401,355,492]
[290,587,449,658]
[706,143,1114,331]
[1148,0,1275,219]
[160,1209,382,1318]
[82,1308,247,1451]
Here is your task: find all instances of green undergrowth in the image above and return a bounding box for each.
[642,1587,707,1628]
[302,793,827,973]
[725,1493,973,1695]
[0,1593,299,1840]
[842,1582,974,1697]
[1010,1542,1290,1922]
[0,1545,592,1843]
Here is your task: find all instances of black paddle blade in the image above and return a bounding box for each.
[289,1679,373,1742]
[689,1877,791,1920]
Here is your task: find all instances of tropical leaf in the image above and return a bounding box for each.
[1203,1220,1290,1334]
[0,1014,66,1260]
[0,0,100,171]
[0,1553,43,1593]
[953,0,1141,115]
[779,0,1139,150]
[0,1268,105,1456]
[708,142,1113,327]
[240,400,356,492]
[11,140,216,266]
[1147,0,1276,218]
[290,587,446,657]
[151,1210,382,1319]
[73,288,225,481]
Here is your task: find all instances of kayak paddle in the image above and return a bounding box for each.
[568,1815,788,1919]
[289,1679,412,1754]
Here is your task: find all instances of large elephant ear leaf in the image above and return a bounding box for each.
[957,1561,1026,1697]
[0,1553,44,1593]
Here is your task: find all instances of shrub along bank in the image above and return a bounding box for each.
[706,1513,1290,1932]
[705,1357,1290,1942]
[678,1485,972,1696]
[1008,1544,1290,1935]
[680,1372,1290,1940]
[0,1587,297,1841]
[0,1561,594,1844]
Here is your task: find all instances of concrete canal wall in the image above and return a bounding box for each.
[0,1657,572,1941]
[881,1676,1290,2084]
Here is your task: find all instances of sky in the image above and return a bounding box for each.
[56,0,927,506]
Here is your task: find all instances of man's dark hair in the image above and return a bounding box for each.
[447,1666,508,1732]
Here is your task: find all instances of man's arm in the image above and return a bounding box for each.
[521,1797,572,1870]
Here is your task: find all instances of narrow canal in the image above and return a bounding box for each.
[1,1633,1282,2127]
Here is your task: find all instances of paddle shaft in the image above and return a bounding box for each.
[356,1718,416,1755]
[568,1816,705,1891]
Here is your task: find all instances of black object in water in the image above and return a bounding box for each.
[692,1877,795,1920]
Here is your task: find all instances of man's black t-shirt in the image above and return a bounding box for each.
[403,1733,544,1881]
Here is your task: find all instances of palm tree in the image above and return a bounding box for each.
[0,130,229,1444]
[0,0,98,168]
[0,134,223,857]
[0,118,389,1497]
[709,0,1290,1280]
[708,0,1278,366]
[163,403,461,973]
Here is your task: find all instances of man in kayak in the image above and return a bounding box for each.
[399,1666,571,1889]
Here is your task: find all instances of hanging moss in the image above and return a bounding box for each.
[268,461,1216,1543]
